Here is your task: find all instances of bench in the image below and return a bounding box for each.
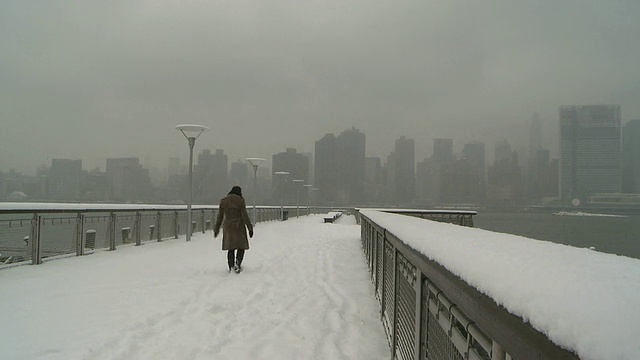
[323,211,342,223]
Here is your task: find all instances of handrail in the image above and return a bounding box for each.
[1,205,284,268]
[359,210,579,360]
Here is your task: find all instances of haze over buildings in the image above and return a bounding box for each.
[1,1,639,178]
[3,111,640,209]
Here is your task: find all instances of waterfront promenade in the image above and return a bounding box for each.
[1,214,390,360]
[2,209,639,360]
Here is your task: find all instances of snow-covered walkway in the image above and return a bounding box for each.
[1,214,390,360]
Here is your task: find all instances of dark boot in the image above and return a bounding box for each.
[236,249,245,270]
[227,250,235,272]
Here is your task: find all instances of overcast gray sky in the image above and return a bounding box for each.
[2,0,639,175]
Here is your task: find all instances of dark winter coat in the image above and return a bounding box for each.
[214,193,253,251]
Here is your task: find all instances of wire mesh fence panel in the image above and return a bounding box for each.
[139,213,158,243]
[382,239,395,341]
[84,214,111,250]
[159,212,175,240]
[39,215,77,258]
[0,216,32,264]
[376,232,384,301]
[395,253,417,360]
[425,310,463,360]
[176,212,189,237]
[421,279,430,360]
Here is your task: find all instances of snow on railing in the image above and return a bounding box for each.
[359,209,640,360]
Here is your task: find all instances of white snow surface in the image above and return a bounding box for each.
[361,210,640,360]
[0,215,390,360]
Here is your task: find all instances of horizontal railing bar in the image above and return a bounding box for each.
[0,206,217,215]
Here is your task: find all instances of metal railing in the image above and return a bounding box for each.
[1,206,283,268]
[359,209,579,360]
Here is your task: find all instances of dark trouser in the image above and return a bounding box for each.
[227,249,245,269]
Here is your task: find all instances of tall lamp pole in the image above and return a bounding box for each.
[175,124,209,242]
[304,184,313,215]
[293,180,304,218]
[246,158,265,225]
[312,187,319,214]
[275,171,289,221]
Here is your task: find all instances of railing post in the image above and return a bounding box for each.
[135,212,142,246]
[156,211,162,242]
[492,342,506,360]
[30,213,42,265]
[380,230,386,321]
[390,245,398,360]
[109,212,116,251]
[75,212,84,256]
[173,211,179,239]
[201,210,205,233]
[414,269,423,360]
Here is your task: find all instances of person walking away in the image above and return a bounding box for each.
[214,186,254,273]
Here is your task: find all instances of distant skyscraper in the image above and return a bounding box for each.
[272,148,310,202]
[494,140,513,164]
[386,136,415,204]
[48,159,82,200]
[336,127,366,204]
[364,157,382,203]
[315,133,338,204]
[314,127,365,205]
[529,113,543,159]
[106,157,151,201]
[433,138,453,163]
[229,160,248,189]
[487,141,522,204]
[622,119,640,193]
[462,141,486,202]
[559,105,621,203]
[211,149,229,186]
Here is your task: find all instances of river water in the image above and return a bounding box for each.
[473,211,640,260]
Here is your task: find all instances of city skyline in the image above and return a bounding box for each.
[4,108,639,208]
[2,1,639,175]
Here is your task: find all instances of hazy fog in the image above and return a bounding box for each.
[2,1,639,174]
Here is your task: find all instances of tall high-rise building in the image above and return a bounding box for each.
[195,149,215,200]
[336,127,366,204]
[272,148,310,203]
[48,159,83,200]
[106,158,151,201]
[314,127,365,205]
[560,105,621,203]
[529,113,542,159]
[433,138,453,163]
[462,141,486,202]
[364,157,382,203]
[386,136,415,204]
[622,119,640,193]
[494,140,513,164]
[315,133,338,204]
[487,141,522,204]
[229,160,248,189]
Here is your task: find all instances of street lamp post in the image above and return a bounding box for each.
[312,187,319,214]
[303,184,313,215]
[246,158,265,225]
[292,179,304,218]
[175,124,209,242]
[274,171,289,221]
